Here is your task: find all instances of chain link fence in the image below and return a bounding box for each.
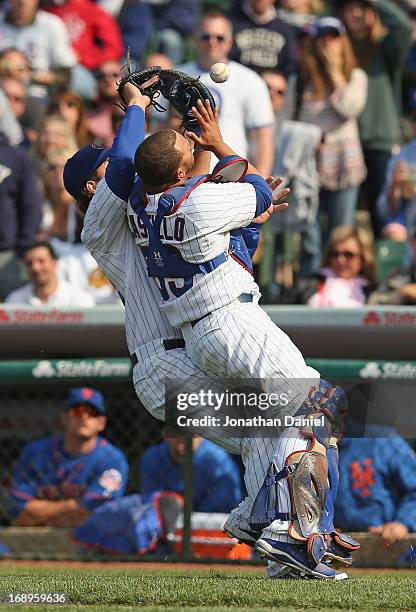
[0,373,251,561]
[1,358,416,566]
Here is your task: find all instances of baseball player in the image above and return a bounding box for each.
[130,98,359,578]
[10,387,128,526]
[64,86,354,579]
[141,435,242,513]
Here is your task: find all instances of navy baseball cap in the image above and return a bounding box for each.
[313,17,345,38]
[63,144,111,200]
[66,387,106,415]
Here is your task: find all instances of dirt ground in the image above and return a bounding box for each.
[0,559,405,573]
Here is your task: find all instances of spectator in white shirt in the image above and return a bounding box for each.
[179,8,275,176]
[0,0,76,99]
[5,241,95,307]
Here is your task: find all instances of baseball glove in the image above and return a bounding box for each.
[117,65,164,110]
[157,69,216,133]
[117,64,216,133]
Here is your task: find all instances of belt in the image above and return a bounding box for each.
[130,338,185,367]
[190,293,254,328]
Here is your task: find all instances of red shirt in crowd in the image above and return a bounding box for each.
[46,0,123,70]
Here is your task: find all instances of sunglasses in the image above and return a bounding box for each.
[330,250,361,260]
[67,405,100,417]
[196,33,227,43]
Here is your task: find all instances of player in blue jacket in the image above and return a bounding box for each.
[140,436,242,513]
[10,387,128,526]
[335,421,416,547]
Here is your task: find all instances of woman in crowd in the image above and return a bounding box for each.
[47,89,93,147]
[297,16,368,276]
[32,115,79,245]
[305,226,377,307]
[33,115,78,167]
[39,148,80,245]
[339,0,412,237]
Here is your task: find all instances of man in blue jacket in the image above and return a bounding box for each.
[0,133,42,299]
[10,387,128,526]
[140,435,242,513]
[335,422,416,548]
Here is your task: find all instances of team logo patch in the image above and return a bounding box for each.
[82,387,93,400]
[98,469,122,492]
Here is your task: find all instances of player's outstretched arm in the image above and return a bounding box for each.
[82,83,150,265]
[105,82,151,202]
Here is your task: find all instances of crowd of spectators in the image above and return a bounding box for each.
[1,0,416,307]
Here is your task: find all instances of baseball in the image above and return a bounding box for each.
[209,62,230,83]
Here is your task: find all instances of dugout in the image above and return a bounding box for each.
[0,304,416,563]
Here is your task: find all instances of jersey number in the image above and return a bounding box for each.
[154,276,193,301]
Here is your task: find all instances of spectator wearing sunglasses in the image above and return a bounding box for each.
[301,226,377,307]
[88,60,122,147]
[179,8,274,176]
[9,387,128,526]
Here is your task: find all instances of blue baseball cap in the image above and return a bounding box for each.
[66,387,106,415]
[313,17,345,38]
[63,144,111,200]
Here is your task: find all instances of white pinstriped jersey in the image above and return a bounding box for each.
[82,179,176,353]
[82,177,321,553]
[127,181,260,327]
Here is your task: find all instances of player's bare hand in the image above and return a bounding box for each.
[267,175,290,207]
[119,82,151,111]
[369,522,409,548]
[252,176,289,224]
[186,99,223,151]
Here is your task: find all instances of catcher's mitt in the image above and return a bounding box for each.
[117,65,164,110]
[117,64,216,133]
[157,69,216,133]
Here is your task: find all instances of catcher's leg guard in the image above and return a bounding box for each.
[250,380,348,564]
[324,532,361,567]
[319,445,339,534]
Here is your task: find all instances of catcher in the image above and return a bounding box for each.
[66,65,359,579]
[115,65,360,578]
